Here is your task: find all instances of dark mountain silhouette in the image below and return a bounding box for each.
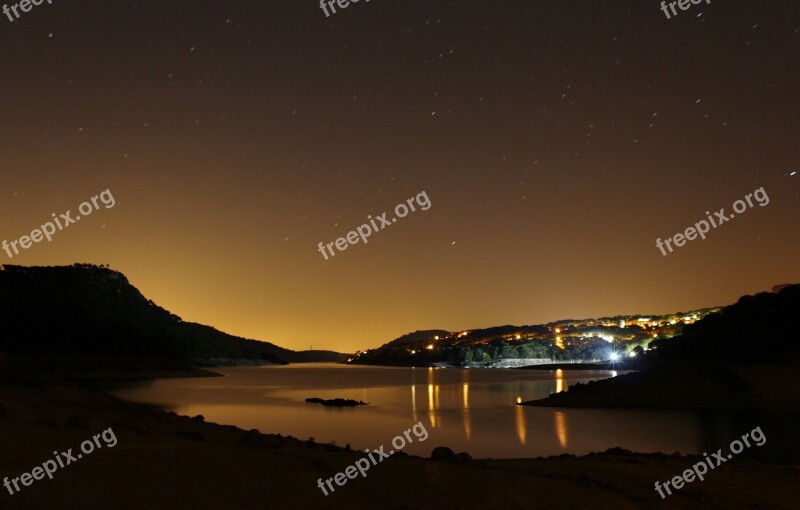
[385,330,450,346]
[524,284,800,413]
[0,264,346,364]
[649,284,800,363]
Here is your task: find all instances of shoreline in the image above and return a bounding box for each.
[520,361,800,411]
[1,382,797,509]
[515,361,634,371]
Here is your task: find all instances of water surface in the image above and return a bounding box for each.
[109,363,748,459]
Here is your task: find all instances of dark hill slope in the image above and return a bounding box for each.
[649,284,800,362]
[524,285,800,414]
[0,264,343,364]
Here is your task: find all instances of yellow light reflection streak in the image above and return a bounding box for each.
[515,401,527,445]
[411,384,417,422]
[462,383,471,438]
[555,368,567,394]
[554,411,568,448]
[426,367,440,428]
[428,383,436,428]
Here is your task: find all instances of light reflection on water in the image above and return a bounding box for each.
[515,404,527,445]
[554,411,568,448]
[108,363,751,459]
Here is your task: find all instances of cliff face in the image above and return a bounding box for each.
[0,264,289,363]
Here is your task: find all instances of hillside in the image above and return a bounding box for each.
[648,284,800,362]
[523,284,800,412]
[349,308,721,367]
[0,264,346,366]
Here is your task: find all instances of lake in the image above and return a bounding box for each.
[108,363,753,459]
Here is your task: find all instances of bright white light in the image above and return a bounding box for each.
[610,353,620,361]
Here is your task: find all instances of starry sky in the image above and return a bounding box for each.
[1,0,798,353]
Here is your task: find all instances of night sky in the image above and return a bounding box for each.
[1,1,798,352]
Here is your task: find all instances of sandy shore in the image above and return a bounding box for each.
[1,383,798,510]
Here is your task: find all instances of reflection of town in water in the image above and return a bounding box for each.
[409,367,571,449]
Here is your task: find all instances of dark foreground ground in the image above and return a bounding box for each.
[0,383,798,510]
